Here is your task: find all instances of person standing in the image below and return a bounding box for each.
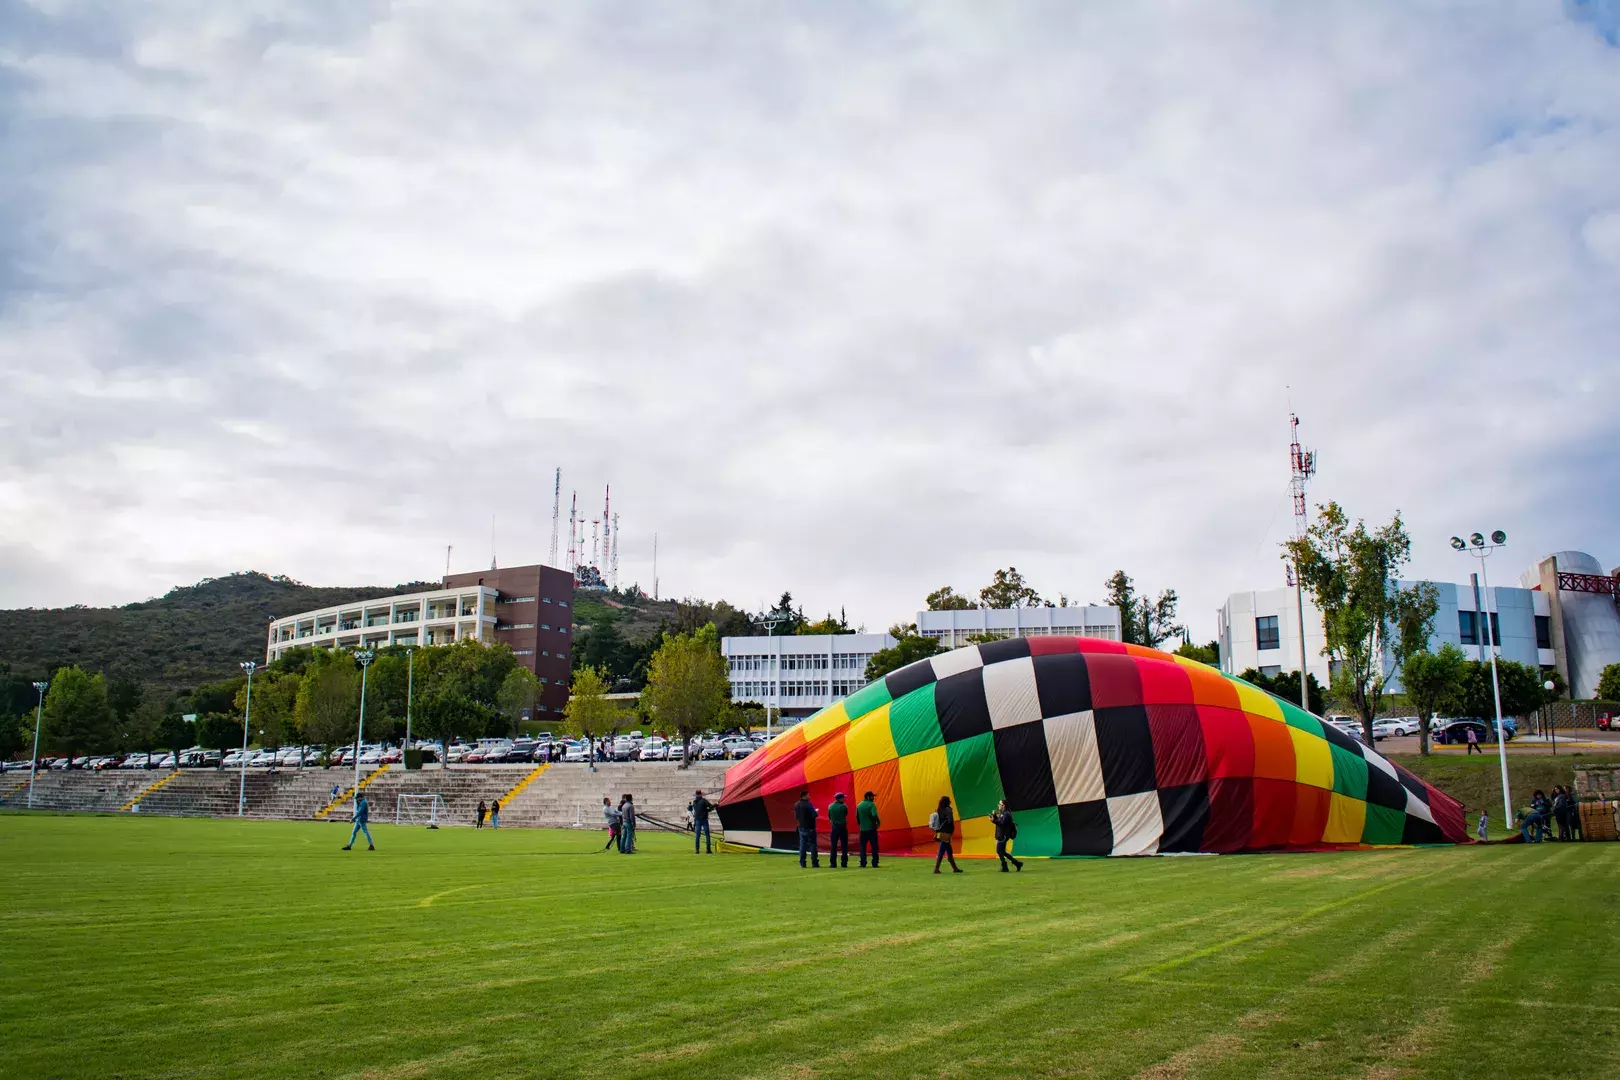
[792,789,820,868]
[690,789,715,854]
[991,799,1023,872]
[476,799,487,829]
[490,798,501,829]
[855,790,881,868]
[1465,726,1481,754]
[931,795,961,874]
[602,796,621,851]
[619,794,637,853]
[826,793,850,868]
[1476,807,1489,841]
[342,793,374,851]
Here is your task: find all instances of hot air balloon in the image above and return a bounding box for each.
[717,637,1469,857]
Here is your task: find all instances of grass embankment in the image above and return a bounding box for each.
[1392,752,1620,827]
[2,815,1618,1079]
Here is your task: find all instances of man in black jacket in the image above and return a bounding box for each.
[991,799,1023,872]
[792,790,820,868]
[689,789,715,854]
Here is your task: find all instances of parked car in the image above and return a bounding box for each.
[1599,713,1617,731]
[723,738,756,759]
[563,741,587,763]
[1373,717,1420,739]
[1434,718,1488,745]
[611,737,638,762]
[152,753,177,769]
[639,738,668,762]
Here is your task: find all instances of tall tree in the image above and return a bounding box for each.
[1401,644,1467,756]
[865,634,945,682]
[1104,571,1183,648]
[294,658,359,763]
[43,665,114,764]
[195,714,242,765]
[496,667,541,737]
[156,712,193,765]
[766,592,806,634]
[926,586,975,611]
[561,666,624,762]
[1174,639,1220,666]
[643,626,730,768]
[1239,668,1327,716]
[980,568,1042,609]
[1598,663,1620,704]
[235,670,300,753]
[1283,502,1437,745]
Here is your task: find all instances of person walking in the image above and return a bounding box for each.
[1465,726,1481,754]
[476,799,487,828]
[1476,807,1489,841]
[602,796,621,851]
[490,798,501,829]
[827,793,850,868]
[931,795,961,874]
[342,793,374,851]
[856,790,881,868]
[619,794,637,853]
[689,789,715,854]
[792,789,820,868]
[991,799,1023,872]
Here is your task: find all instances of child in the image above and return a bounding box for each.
[1476,808,1489,841]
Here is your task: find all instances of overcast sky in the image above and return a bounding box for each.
[2,2,1617,640]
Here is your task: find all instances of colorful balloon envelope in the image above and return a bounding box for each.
[717,637,1469,856]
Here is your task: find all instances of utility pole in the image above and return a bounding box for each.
[353,649,375,798]
[27,680,47,810]
[1288,408,1317,712]
[237,662,256,816]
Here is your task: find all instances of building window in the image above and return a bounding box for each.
[1487,612,1500,647]
[1458,611,1477,646]
[1536,616,1551,650]
[559,601,568,608]
[540,624,550,631]
[513,649,534,656]
[542,597,553,603]
[501,623,535,631]
[507,596,536,604]
[1260,665,1282,678]
[1255,616,1280,651]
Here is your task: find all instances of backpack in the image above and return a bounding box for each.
[928,811,940,831]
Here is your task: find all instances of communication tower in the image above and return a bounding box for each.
[548,468,561,568]
[1286,410,1317,711]
[610,512,620,590]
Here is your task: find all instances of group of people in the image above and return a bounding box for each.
[601,794,638,853]
[790,791,1025,874]
[475,799,501,828]
[1518,787,1582,843]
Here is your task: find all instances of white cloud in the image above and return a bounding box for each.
[1,1,1617,636]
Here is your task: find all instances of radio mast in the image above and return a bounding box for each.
[1287,409,1317,712]
[548,468,561,568]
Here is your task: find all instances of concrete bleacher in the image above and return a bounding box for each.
[0,762,734,828]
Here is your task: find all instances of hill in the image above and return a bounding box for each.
[0,572,439,690]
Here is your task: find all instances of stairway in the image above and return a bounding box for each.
[499,762,730,828]
[0,771,164,813]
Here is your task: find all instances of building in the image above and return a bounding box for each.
[722,633,895,723]
[1217,549,1619,698]
[265,562,575,717]
[915,604,1121,648]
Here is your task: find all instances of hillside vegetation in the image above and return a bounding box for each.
[0,572,438,689]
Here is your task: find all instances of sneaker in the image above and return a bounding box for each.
[933,869,942,874]
[1000,865,1009,872]
[1015,862,1023,872]
[341,845,351,851]
[952,867,963,873]
[367,845,375,851]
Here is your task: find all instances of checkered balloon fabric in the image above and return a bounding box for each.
[716,637,1469,857]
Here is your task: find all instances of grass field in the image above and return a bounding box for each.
[2,815,1617,1080]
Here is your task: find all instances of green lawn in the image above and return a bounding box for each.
[2,815,1616,1079]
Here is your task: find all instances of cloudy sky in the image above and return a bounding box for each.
[2,1,1617,640]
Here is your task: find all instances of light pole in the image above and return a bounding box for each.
[353,649,375,796]
[404,646,415,766]
[27,681,47,810]
[237,662,256,816]
[760,611,787,741]
[1451,530,1512,832]
[1545,678,1558,756]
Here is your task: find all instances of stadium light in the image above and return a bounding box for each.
[1451,529,1512,831]
[27,681,48,810]
[404,647,415,767]
[237,662,257,817]
[353,649,375,795]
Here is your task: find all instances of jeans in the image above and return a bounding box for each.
[934,837,959,871]
[797,826,819,867]
[620,821,635,853]
[996,837,1022,869]
[828,825,848,866]
[1467,741,1481,754]
[490,811,499,829]
[858,829,879,867]
[348,821,373,847]
[694,819,712,853]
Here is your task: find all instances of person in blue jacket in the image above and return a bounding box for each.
[343,794,374,851]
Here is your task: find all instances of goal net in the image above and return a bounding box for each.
[396,793,449,828]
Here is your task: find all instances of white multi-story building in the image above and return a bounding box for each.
[266,584,497,664]
[915,604,1121,648]
[722,633,895,722]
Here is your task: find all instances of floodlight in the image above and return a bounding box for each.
[1450,537,1466,551]
[1470,532,1485,548]
[240,661,256,675]
[32,681,48,693]
[1491,530,1506,545]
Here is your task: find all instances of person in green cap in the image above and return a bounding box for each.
[855,790,881,868]
[827,792,850,868]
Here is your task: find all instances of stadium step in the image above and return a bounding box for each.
[315,764,391,820]
[121,770,182,812]
[498,764,550,805]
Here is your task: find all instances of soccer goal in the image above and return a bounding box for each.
[396,793,449,829]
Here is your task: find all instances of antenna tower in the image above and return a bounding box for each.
[490,512,497,571]
[566,492,578,572]
[653,532,659,601]
[610,512,620,590]
[445,544,452,584]
[1286,408,1317,712]
[601,486,611,566]
[590,518,600,568]
[548,468,561,567]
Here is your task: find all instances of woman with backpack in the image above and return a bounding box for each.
[991,799,1023,872]
[931,795,962,874]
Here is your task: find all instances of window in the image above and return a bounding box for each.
[502,623,535,631]
[507,596,536,604]
[513,649,534,656]
[540,623,551,630]
[1260,665,1282,678]
[1487,612,1500,647]
[1458,611,1477,646]
[1255,616,1280,651]
[542,597,552,603]
[559,601,568,608]
[1536,616,1551,649]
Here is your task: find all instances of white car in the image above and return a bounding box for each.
[723,738,756,759]
[563,742,587,763]
[639,739,668,761]
[1373,717,1420,738]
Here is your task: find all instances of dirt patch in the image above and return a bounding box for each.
[348,1045,482,1080]
[1135,1033,1243,1079]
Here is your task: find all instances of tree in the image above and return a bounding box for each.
[980,568,1042,609]
[43,665,114,764]
[1599,663,1620,704]
[1238,668,1326,716]
[765,592,806,634]
[643,626,730,767]
[865,634,945,682]
[1104,571,1184,648]
[926,586,975,611]
[800,611,852,636]
[120,695,162,753]
[497,667,541,738]
[156,712,193,764]
[195,713,242,764]
[414,686,492,767]
[561,666,624,762]
[107,676,144,726]
[1401,644,1467,756]
[1283,503,1437,745]
[1174,639,1220,666]
[0,713,28,761]
[235,671,300,754]
[294,658,359,764]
